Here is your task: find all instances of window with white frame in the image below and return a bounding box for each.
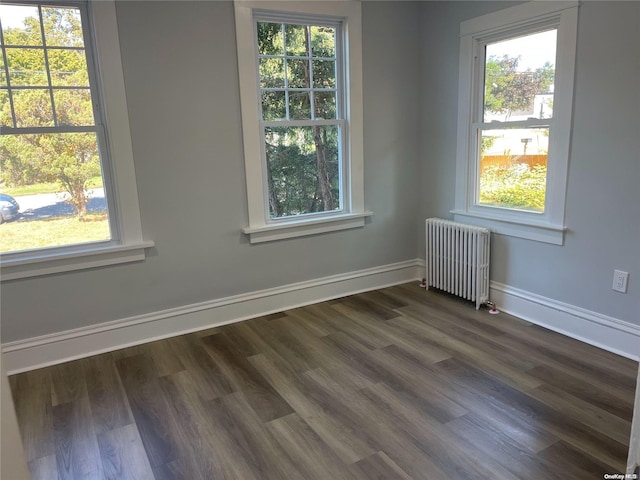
[0,1,152,280]
[453,1,578,245]
[235,1,369,244]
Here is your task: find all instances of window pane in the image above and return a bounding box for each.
[53,88,94,126]
[310,25,335,58]
[484,29,556,122]
[287,58,309,88]
[257,22,283,55]
[0,89,11,126]
[289,91,310,120]
[265,125,340,218]
[13,89,54,127]
[0,5,42,46]
[478,127,548,212]
[261,90,285,120]
[5,47,48,86]
[0,132,111,254]
[312,60,335,88]
[42,7,84,48]
[48,48,89,86]
[259,57,284,88]
[285,24,307,57]
[314,91,336,119]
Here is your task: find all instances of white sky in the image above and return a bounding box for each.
[486,29,557,71]
[0,5,39,29]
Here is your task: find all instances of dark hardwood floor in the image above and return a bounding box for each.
[10,283,638,479]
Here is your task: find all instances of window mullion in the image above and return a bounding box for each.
[0,44,84,50]
[0,44,18,129]
[0,125,98,135]
[262,119,340,128]
[475,119,552,130]
[37,4,59,128]
[307,25,316,120]
[281,23,290,121]
[0,17,12,126]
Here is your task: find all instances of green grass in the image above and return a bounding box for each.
[1,176,104,197]
[479,164,546,212]
[0,214,111,254]
[86,176,104,189]
[2,181,63,197]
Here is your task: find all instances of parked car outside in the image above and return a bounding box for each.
[0,194,20,223]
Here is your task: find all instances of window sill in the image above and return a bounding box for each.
[243,211,373,244]
[451,210,566,245]
[1,240,155,281]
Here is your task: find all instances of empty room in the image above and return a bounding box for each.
[1,0,639,478]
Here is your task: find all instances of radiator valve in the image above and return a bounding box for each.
[486,301,500,315]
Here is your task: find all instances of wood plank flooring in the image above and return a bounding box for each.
[10,283,638,479]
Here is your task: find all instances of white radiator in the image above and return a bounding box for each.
[425,218,490,309]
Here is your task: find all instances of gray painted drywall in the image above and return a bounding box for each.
[419,1,640,325]
[1,1,638,343]
[0,1,422,342]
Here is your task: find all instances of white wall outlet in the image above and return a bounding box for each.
[612,270,629,293]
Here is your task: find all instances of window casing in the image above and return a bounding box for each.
[0,0,152,280]
[452,1,578,245]
[235,1,369,244]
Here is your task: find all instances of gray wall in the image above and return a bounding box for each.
[0,1,422,342]
[2,1,639,343]
[419,1,640,325]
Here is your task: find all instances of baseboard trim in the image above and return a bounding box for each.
[2,259,423,374]
[6,263,636,373]
[490,281,640,361]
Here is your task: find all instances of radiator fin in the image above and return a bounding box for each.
[426,218,490,309]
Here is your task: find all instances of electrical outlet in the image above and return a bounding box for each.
[612,270,629,293]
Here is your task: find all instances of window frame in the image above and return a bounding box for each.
[235,0,370,244]
[0,0,153,281]
[257,15,346,220]
[452,1,579,245]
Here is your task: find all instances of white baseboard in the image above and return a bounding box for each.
[490,281,640,361]
[2,260,423,374]
[5,262,637,374]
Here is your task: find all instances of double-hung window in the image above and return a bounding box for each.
[453,1,578,244]
[0,1,151,280]
[235,1,368,243]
